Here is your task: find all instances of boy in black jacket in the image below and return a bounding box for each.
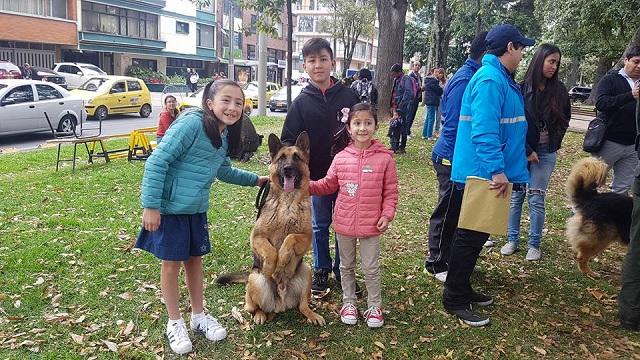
[281,38,359,295]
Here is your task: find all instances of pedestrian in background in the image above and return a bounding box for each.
[389,63,417,154]
[422,68,444,140]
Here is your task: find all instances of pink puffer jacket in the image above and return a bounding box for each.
[309,140,398,237]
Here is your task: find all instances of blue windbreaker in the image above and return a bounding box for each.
[450,54,529,184]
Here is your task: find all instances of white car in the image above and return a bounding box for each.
[0,80,84,136]
[52,62,107,89]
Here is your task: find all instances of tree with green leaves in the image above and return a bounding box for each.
[319,0,376,77]
[403,10,430,62]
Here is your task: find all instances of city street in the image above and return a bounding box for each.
[0,92,285,152]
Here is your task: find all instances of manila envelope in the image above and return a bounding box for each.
[457,176,513,235]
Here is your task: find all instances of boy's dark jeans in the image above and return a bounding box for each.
[425,162,462,274]
[619,175,640,329]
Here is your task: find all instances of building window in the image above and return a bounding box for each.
[196,24,214,48]
[223,31,242,49]
[81,1,158,40]
[250,15,257,34]
[0,0,67,19]
[166,57,204,76]
[298,16,314,33]
[176,21,189,34]
[247,45,256,60]
[267,48,277,63]
[132,58,157,71]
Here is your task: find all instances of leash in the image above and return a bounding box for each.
[255,181,270,220]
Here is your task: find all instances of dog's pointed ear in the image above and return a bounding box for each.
[268,133,282,159]
[295,131,310,155]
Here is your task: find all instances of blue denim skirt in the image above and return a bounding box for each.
[135,213,210,261]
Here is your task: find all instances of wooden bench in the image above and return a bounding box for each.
[46,135,111,172]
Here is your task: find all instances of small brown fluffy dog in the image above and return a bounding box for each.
[565,157,632,276]
[217,132,325,325]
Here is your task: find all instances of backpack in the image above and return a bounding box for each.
[229,114,263,162]
[353,80,378,105]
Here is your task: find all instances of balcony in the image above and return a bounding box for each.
[79,32,166,50]
[196,10,215,25]
[95,0,166,11]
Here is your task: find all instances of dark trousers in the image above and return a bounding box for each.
[389,112,409,151]
[619,175,640,327]
[442,184,490,310]
[425,162,462,274]
[407,101,420,135]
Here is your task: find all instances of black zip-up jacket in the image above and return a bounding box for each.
[596,72,637,145]
[521,82,571,155]
[423,76,443,106]
[281,78,359,180]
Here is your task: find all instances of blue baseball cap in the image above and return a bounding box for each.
[485,24,535,51]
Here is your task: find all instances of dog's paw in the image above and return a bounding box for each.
[306,312,326,326]
[253,311,267,325]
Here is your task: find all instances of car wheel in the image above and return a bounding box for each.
[270,107,276,112]
[95,106,108,121]
[57,115,77,133]
[139,104,152,118]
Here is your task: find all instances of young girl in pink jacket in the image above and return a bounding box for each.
[309,102,399,328]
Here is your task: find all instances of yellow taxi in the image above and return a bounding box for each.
[177,87,253,115]
[70,76,152,121]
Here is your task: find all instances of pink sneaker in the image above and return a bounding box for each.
[340,303,358,325]
[363,306,384,328]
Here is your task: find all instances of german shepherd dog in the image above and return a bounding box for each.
[565,157,632,276]
[217,132,325,325]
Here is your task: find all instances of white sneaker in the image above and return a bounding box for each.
[483,240,495,247]
[434,271,448,283]
[500,242,518,256]
[526,247,541,261]
[166,320,192,355]
[340,303,358,325]
[191,313,227,341]
[363,306,384,328]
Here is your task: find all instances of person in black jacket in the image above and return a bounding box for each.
[281,38,359,296]
[592,46,640,195]
[407,61,423,136]
[421,68,444,139]
[500,44,570,261]
[618,45,640,332]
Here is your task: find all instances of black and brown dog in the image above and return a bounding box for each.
[565,157,632,276]
[217,132,325,325]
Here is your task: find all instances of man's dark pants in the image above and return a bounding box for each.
[425,161,462,274]
[619,175,640,329]
[407,101,420,136]
[442,184,490,310]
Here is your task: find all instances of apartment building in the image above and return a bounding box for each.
[292,0,378,75]
[0,0,79,68]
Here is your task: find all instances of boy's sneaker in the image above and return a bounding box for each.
[470,292,493,306]
[526,247,541,261]
[340,303,358,325]
[190,313,227,341]
[363,306,384,328]
[447,307,490,327]
[500,242,518,256]
[434,271,448,283]
[483,239,495,247]
[311,269,329,294]
[166,320,192,355]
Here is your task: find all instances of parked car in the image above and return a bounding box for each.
[29,67,68,89]
[177,87,253,115]
[0,80,84,136]
[53,62,107,89]
[0,61,22,79]
[243,81,280,107]
[568,86,591,102]
[70,76,152,121]
[269,85,305,112]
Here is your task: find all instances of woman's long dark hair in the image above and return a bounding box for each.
[164,95,180,118]
[200,79,243,156]
[522,43,568,125]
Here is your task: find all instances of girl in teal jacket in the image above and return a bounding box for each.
[136,79,268,355]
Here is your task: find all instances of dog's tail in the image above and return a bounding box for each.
[566,157,609,204]
[216,272,249,285]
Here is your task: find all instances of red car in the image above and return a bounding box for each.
[0,61,22,79]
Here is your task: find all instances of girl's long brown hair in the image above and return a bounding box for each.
[200,79,243,155]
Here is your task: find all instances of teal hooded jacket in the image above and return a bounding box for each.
[141,109,258,214]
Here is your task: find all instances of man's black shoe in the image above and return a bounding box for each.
[470,292,493,307]
[311,270,329,293]
[447,307,490,327]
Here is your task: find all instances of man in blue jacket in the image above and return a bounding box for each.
[442,24,533,327]
[425,31,487,282]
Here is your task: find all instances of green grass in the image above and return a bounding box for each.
[1,112,639,359]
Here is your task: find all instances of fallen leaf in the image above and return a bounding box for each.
[51,293,62,306]
[103,340,118,352]
[74,315,86,324]
[319,331,331,338]
[374,341,385,350]
[231,306,245,324]
[34,277,45,285]
[390,338,398,346]
[354,347,364,354]
[118,292,133,301]
[70,333,84,344]
[14,299,21,308]
[533,346,547,356]
[122,321,135,337]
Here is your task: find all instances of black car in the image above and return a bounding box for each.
[29,67,68,89]
[568,86,591,102]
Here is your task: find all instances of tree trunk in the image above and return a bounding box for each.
[433,0,451,68]
[564,57,580,88]
[375,0,408,117]
[585,56,614,105]
[287,0,293,105]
